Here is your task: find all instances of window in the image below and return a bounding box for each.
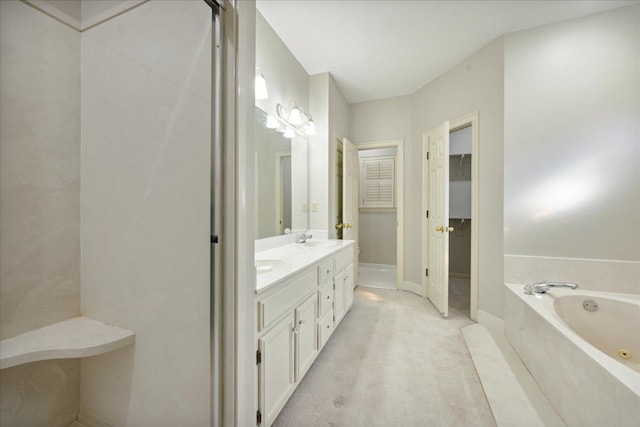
[359,156,395,209]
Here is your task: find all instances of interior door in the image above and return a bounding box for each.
[342,138,359,286]
[425,122,450,317]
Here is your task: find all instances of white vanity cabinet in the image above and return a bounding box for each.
[255,243,354,427]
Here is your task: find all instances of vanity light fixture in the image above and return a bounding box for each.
[283,128,296,139]
[275,103,316,137]
[266,115,279,129]
[288,105,302,125]
[255,68,268,100]
[305,117,316,136]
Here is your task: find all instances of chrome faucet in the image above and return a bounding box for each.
[524,281,579,295]
[296,231,313,244]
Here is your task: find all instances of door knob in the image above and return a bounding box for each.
[345,223,352,229]
[335,223,343,229]
[446,226,454,232]
[436,226,444,232]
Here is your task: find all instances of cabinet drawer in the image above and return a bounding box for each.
[334,248,352,272]
[318,309,334,349]
[317,259,334,284]
[258,268,317,332]
[318,281,333,317]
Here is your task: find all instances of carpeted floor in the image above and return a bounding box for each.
[273,286,496,427]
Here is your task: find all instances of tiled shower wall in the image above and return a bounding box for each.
[0,1,81,425]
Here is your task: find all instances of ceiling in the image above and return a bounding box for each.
[257,0,638,103]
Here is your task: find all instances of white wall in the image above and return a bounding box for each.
[309,73,330,231]
[255,11,309,122]
[349,96,411,265]
[504,5,640,291]
[350,43,504,317]
[255,10,311,238]
[308,72,350,232]
[80,1,212,425]
[0,1,81,425]
[411,38,504,318]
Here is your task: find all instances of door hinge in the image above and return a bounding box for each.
[256,350,261,365]
[257,410,262,425]
[426,152,430,160]
[426,210,429,218]
[426,268,429,277]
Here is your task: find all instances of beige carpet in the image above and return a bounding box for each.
[273,286,496,427]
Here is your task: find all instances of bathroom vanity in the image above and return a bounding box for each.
[255,240,354,427]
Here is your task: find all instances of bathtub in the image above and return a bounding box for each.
[504,283,640,427]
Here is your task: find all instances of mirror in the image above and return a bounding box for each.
[254,107,309,239]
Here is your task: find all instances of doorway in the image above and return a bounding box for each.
[448,126,472,316]
[335,138,405,290]
[421,113,478,321]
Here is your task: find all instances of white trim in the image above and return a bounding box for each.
[421,132,429,299]
[477,310,504,335]
[354,139,404,291]
[23,0,81,30]
[80,1,147,31]
[274,151,291,235]
[359,262,396,271]
[23,0,148,32]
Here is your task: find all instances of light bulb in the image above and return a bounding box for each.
[305,119,316,136]
[266,115,278,129]
[284,128,296,139]
[255,69,268,100]
[288,106,302,125]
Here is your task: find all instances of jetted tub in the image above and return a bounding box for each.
[504,284,640,426]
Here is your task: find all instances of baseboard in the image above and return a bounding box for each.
[477,310,504,335]
[76,407,112,427]
[359,262,396,271]
[450,272,470,279]
[402,281,425,297]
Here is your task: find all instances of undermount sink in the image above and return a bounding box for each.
[255,259,287,274]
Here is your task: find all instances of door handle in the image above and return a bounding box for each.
[344,223,352,229]
[436,226,444,232]
[335,223,344,229]
[446,227,454,232]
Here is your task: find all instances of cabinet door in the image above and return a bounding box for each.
[258,313,295,427]
[333,270,346,324]
[295,293,318,381]
[344,263,354,310]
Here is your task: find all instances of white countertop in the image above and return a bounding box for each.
[255,239,354,294]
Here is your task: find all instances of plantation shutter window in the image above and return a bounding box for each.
[359,157,395,208]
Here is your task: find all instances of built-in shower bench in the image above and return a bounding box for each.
[0,316,134,370]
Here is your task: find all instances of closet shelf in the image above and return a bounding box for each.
[0,316,134,370]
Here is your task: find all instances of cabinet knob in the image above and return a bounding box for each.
[326,295,330,300]
[326,269,331,274]
[326,325,330,329]
[298,320,305,326]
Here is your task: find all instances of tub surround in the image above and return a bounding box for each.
[505,255,640,296]
[504,283,640,426]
